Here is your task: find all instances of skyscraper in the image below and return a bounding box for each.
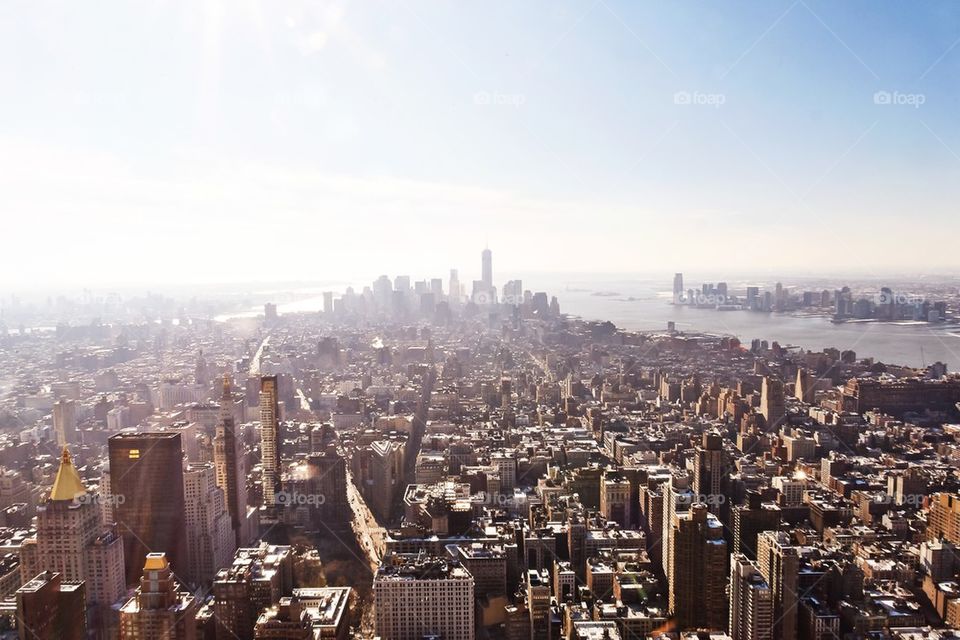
[760,376,786,430]
[214,375,244,546]
[52,398,77,447]
[662,477,693,577]
[19,448,126,615]
[756,530,799,640]
[692,431,726,514]
[119,553,197,640]
[108,432,187,586]
[259,375,281,508]
[481,247,493,290]
[794,368,814,404]
[673,273,684,303]
[728,554,774,640]
[184,463,235,586]
[668,503,728,631]
[449,269,461,305]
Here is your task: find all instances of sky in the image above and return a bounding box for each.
[1,0,959,288]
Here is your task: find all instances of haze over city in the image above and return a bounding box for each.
[3,1,960,285]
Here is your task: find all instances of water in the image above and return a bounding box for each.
[548,278,960,369]
[218,276,960,369]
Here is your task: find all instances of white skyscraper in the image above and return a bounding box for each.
[184,463,235,585]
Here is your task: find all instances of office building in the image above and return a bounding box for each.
[760,376,785,429]
[214,375,245,547]
[927,493,960,544]
[693,431,726,514]
[481,247,493,290]
[600,471,632,528]
[374,553,474,640]
[731,493,780,560]
[15,571,86,640]
[756,530,799,640]
[260,375,282,508]
[668,503,728,631]
[184,463,235,586]
[108,431,187,586]
[306,447,350,525]
[728,554,773,640]
[52,399,77,447]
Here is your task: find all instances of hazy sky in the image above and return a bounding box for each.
[2,1,959,287]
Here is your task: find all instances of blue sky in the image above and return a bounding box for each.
[1,0,959,286]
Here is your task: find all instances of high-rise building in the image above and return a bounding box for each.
[927,493,960,544]
[662,478,693,577]
[374,553,475,640]
[673,273,684,303]
[213,544,293,640]
[322,291,334,314]
[527,569,550,640]
[352,440,404,521]
[195,351,209,387]
[52,399,77,447]
[756,530,799,640]
[600,471,631,528]
[184,463,235,586]
[15,571,86,640]
[264,303,278,325]
[19,448,126,617]
[794,368,814,404]
[307,447,350,525]
[481,247,493,290]
[760,376,785,430]
[108,432,187,586]
[259,375,282,508]
[668,503,728,631]
[728,554,774,640]
[731,493,780,560]
[693,431,726,514]
[448,269,461,305]
[119,553,197,640]
[214,375,245,547]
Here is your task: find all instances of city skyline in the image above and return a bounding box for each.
[5,3,960,638]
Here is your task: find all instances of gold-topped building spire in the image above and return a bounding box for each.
[50,446,87,501]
